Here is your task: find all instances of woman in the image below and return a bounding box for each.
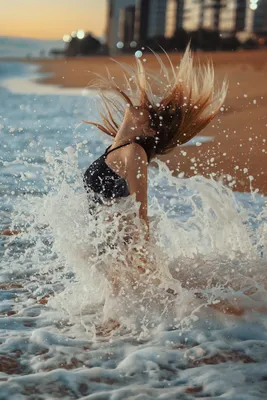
[83,47,227,242]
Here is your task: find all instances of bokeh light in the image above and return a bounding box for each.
[116,41,124,49]
[135,50,143,58]
[130,41,137,48]
[63,34,71,43]
[250,0,258,9]
[77,30,85,39]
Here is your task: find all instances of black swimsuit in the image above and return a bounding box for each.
[83,136,155,203]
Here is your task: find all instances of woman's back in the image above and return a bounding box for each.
[83,142,131,202]
[83,136,154,203]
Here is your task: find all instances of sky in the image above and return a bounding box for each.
[0,0,106,40]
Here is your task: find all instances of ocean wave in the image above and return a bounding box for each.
[1,82,267,399]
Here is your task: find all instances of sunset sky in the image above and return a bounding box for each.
[0,0,106,40]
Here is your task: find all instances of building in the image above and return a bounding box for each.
[134,0,150,41]
[105,0,266,54]
[165,0,185,38]
[219,0,267,39]
[147,0,168,37]
[106,0,136,54]
[201,0,225,31]
[235,0,247,31]
[106,0,168,53]
[165,0,202,35]
[164,0,254,35]
[118,5,136,44]
[135,0,168,40]
[253,0,267,33]
[166,0,253,34]
[219,0,247,33]
[176,0,201,32]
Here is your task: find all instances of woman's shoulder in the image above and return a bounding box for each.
[123,141,148,162]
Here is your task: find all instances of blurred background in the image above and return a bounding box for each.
[0,0,266,59]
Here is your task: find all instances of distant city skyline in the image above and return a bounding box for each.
[0,0,106,40]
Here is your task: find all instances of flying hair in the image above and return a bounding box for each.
[84,45,228,155]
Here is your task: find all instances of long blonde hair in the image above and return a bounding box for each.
[85,46,228,155]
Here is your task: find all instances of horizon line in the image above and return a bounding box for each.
[0,33,103,42]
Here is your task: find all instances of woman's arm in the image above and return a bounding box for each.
[123,144,151,274]
[124,143,149,230]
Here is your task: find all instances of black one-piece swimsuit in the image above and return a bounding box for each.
[83,137,154,203]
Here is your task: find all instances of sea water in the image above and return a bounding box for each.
[1,63,267,399]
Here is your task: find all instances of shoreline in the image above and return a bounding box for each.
[1,50,267,195]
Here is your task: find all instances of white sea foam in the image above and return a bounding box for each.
[1,142,267,398]
[1,75,95,96]
[1,64,267,398]
[6,145,267,327]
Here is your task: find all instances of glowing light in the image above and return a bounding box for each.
[130,41,137,48]
[71,31,77,38]
[116,41,124,49]
[135,50,143,58]
[77,30,85,39]
[63,34,71,43]
[250,0,258,8]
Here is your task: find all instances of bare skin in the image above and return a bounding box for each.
[105,106,155,229]
[104,106,157,283]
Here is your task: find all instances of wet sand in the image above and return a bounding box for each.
[30,50,267,195]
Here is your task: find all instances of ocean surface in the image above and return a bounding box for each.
[1,63,267,400]
[0,37,64,59]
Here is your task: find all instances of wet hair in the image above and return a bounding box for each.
[84,45,228,156]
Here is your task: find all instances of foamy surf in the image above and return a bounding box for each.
[2,145,267,399]
[1,61,267,399]
[5,144,267,326]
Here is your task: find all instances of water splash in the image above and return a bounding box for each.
[4,142,267,339]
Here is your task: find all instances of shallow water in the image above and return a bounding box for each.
[1,63,267,400]
[0,37,64,58]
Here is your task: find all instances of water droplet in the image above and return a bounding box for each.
[135,50,143,58]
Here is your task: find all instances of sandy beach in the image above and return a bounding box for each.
[30,50,267,195]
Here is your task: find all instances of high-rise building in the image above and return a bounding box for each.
[147,0,168,37]
[105,0,265,54]
[134,0,150,41]
[201,0,224,30]
[119,6,136,44]
[202,0,215,30]
[106,0,136,54]
[105,0,114,48]
[182,0,202,31]
[253,0,267,33]
[236,0,247,31]
[165,0,185,38]
[165,0,250,35]
[165,0,201,34]
[219,0,247,33]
